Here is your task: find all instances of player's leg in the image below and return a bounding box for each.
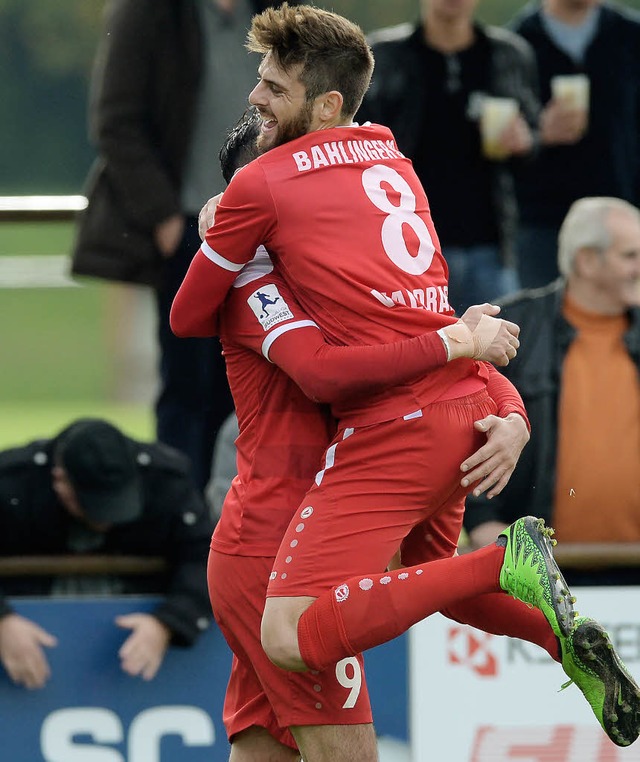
[209,551,302,755]
[402,512,640,747]
[294,514,576,673]
[291,722,378,762]
[443,593,561,659]
[260,595,316,673]
[210,551,375,761]
[263,390,508,671]
[230,726,300,762]
[401,511,561,662]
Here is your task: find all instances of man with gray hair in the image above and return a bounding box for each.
[465,196,640,588]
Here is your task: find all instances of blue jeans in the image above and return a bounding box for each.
[516,225,560,290]
[155,218,235,492]
[442,244,520,315]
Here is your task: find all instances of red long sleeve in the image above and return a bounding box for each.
[268,326,448,404]
[483,363,530,431]
[170,249,237,337]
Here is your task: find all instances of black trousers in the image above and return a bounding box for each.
[155,217,234,492]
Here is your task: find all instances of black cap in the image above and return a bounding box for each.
[56,419,142,525]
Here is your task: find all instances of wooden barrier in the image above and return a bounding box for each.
[0,543,637,580]
[0,556,167,577]
[457,539,640,569]
[554,542,640,569]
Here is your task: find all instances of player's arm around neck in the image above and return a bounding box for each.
[170,165,276,338]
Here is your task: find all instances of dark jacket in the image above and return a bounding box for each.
[464,279,640,532]
[71,0,203,287]
[0,436,214,646]
[71,0,277,287]
[510,2,640,228]
[358,21,540,266]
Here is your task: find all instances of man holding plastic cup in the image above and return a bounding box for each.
[510,0,640,289]
[359,0,540,313]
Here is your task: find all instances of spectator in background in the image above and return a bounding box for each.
[510,0,640,289]
[205,410,239,522]
[465,197,640,586]
[71,0,283,491]
[0,418,213,689]
[358,0,539,313]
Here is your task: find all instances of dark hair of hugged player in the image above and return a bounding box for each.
[219,109,263,185]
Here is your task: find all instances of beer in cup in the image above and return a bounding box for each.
[480,96,518,160]
[551,74,590,114]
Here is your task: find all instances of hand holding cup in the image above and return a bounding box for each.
[480,97,519,160]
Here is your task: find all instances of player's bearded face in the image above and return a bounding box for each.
[257,97,315,151]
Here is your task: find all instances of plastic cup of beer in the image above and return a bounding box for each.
[551,74,590,113]
[480,97,518,160]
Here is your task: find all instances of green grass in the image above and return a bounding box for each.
[0,220,157,446]
[0,282,112,400]
[0,401,154,449]
[0,222,75,257]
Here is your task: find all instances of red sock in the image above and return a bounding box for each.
[297,542,504,671]
[442,593,561,662]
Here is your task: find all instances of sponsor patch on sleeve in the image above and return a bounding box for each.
[247,283,294,331]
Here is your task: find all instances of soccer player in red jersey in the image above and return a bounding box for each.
[212,256,535,761]
[212,263,552,762]
[207,112,558,762]
[209,110,520,759]
[174,6,640,751]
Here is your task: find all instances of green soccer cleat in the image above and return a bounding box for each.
[497,516,576,638]
[560,617,640,747]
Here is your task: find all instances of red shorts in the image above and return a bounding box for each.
[267,389,497,597]
[208,551,372,749]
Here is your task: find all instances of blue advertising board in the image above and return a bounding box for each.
[0,598,406,760]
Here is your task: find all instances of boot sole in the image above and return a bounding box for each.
[572,620,640,747]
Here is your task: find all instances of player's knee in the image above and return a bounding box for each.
[261,610,303,671]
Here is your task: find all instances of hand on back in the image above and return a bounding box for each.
[198,193,224,240]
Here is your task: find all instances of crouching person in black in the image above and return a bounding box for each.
[0,418,213,688]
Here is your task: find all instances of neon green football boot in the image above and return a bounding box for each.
[560,617,640,747]
[497,516,576,638]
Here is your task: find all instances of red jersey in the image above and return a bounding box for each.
[211,248,471,555]
[210,251,527,555]
[171,123,484,426]
[212,260,334,557]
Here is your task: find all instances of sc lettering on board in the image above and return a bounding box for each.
[41,706,215,761]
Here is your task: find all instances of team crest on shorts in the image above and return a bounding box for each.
[335,584,350,603]
[247,283,294,331]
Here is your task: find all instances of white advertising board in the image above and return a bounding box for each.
[410,587,640,761]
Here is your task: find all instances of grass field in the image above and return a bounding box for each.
[0,401,154,449]
[0,220,155,447]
